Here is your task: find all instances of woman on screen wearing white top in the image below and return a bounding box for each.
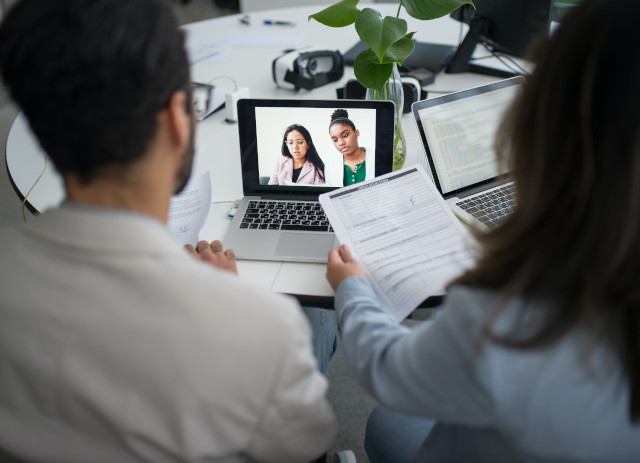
[325,0,640,461]
[269,124,325,185]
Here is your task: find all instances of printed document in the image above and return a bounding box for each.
[167,171,211,247]
[320,165,475,320]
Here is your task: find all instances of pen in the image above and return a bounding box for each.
[264,19,297,26]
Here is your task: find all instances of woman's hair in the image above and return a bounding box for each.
[329,108,356,131]
[280,124,325,181]
[454,0,640,421]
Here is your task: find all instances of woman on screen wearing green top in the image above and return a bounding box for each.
[329,109,367,186]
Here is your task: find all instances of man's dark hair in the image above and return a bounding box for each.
[0,0,190,183]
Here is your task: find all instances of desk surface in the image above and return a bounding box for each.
[5,3,514,300]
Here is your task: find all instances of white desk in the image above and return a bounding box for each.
[5,4,512,302]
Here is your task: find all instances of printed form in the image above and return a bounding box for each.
[167,171,212,247]
[320,165,475,320]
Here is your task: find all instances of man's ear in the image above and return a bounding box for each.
[166,90,191,151]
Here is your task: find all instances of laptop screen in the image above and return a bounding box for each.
[412,77,524,197]
[237,99,395,197]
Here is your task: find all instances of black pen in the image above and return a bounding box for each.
[263,19,296,26]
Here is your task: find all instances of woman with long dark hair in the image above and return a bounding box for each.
[326,0,640,460]
[269,124,325,185]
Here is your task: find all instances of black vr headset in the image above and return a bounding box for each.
[272,48,344,91]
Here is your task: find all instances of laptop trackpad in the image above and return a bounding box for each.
[275,232,336,259]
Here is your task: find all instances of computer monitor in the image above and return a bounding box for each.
[445,0,554,78]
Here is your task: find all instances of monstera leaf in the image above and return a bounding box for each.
[353,49,393,89]
[355,9,407,61]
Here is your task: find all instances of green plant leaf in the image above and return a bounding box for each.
[355,8,407,61]
[380,32,416,64]
[308,0,361,27]
[354,49,393,91]
[403,0,474,20]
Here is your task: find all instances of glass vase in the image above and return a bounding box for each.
[365,63,406,171]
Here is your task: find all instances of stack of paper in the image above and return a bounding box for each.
[320,165,475,320]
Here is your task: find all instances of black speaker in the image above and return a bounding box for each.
[338,79,367,99]
[337,78,421,114]
[401,77,420,114]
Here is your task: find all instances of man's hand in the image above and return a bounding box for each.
[185,240,238,275]
[326,244,366,291]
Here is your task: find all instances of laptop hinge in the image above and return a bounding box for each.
[260,194,318,201]
[456,177,512,199]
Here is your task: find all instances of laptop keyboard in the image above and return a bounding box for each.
[239,200,333,233]
[455,183,516,228]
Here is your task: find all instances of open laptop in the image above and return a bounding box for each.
[223,99,395,263]
[412,76,525,229]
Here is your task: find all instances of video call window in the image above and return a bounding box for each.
[255,106,377,188]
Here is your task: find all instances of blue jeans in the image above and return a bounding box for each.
[301,306,337,376]
[365,406,524,463]
[365,406,435,463]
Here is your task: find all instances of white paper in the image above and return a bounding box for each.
[167,171,212,247]
[320,165,475,320]
[186,41,230,65]
[225,29,305,48]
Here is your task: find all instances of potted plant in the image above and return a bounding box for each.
[310,0,473,169]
